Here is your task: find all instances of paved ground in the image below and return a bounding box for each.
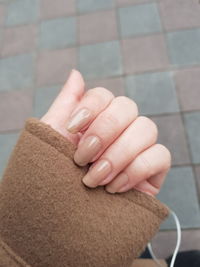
[0,0,200,256]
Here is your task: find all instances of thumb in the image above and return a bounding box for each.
[60,69,85,103]
[41,69,85,125]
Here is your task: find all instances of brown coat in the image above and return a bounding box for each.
[0,118,169,267]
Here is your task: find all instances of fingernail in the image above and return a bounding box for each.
[134,182,158,197]
[66,108,92,133]
[82,159,112,187]
[74,135,102,166]
[106,172,129,194]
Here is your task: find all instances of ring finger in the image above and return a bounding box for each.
[105,143,171,195]
[81,116,158,188]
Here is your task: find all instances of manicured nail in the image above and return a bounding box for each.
[74,135,102,166]
[134,183,158,197]
[82,159,112,187]
[66,108,91,133]
[106,172,129,193]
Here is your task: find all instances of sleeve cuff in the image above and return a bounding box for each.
[0,117,169,267]
[26,117,169,220]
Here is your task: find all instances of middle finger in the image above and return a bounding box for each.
[74,96,138,166]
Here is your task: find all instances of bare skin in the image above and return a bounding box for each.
[41,69,171,196]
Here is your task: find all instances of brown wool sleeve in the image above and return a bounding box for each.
[0,117,169,267]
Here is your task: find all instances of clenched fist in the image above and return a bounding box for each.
[41,69,171,196]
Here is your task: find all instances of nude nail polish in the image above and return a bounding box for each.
[66,108,91,133]
[74,135,102,166]
[106,173,129,193]
[82,159,112,187]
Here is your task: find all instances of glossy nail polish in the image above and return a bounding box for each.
[74,135,102,166]
[66,108,91,133]
[82,159,112,187]
[106,172,129,193]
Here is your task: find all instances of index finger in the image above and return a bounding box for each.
[66,87,114,133]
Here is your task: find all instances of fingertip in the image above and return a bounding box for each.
[105,186,116,194]
[134,181,159,197]
[68,68,85,90]
[60,69,85,100]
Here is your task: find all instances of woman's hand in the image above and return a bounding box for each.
[41,69,171,196]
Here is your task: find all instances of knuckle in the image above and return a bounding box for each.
[86,87,115,99]
[138,116,158,139]
[157,144,172,170]
[137,154,154,177]
[114,96,139,116]
[115,95,132,103]
[100,112,119,128]
[95,112,120,138]
[84,88,114,110]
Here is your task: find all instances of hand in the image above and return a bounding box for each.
[41,69,171,196]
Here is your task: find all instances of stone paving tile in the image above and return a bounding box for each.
[79,10,118,44]
[159,0,200,31]
[174,68,200,112]
[86,77,124,96]
[0,0,199,235]
[79,41,123,79]
[34,85,61,118]
[0,89,33,132]
[118,3,161,38]
[157,166,200,229]
[194,165,200,195]
[37,48,77,86]
[0,53,35,91]
[125,72,179,115]
[184,112,200,164]
[1,24,37,57]
[116,0,155,6]
[0,4,5,26]
[151,230,200,259]
[0,132,20,179]
[40,0,76,19]
[0,28,2,47]
[77,0,114,13]
[6,0,39,26]
[121,34,169,74]
[149,114,190,166]
[167,29,200,66]
[39,17,76,50]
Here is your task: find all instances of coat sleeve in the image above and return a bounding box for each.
[0,117,169,267]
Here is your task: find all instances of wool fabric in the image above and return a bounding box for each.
[0,118,169,267]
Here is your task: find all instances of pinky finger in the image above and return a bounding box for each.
[105,143,171,195]
[134,171,168,196]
